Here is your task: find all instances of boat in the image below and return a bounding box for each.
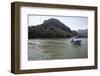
[71,36,82,45]
[35,42,40,45]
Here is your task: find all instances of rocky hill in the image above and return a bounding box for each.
[28,18,85,39]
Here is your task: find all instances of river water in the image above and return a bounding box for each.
[28,38,88,61]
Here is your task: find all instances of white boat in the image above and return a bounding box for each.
[71,36,82,45]
[35,42,40,45]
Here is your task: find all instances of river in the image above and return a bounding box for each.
[28,38,88,61]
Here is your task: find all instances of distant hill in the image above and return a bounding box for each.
[28,18,87,39]
[77,29,88,38]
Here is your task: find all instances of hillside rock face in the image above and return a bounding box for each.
[28,18,74,39]
[43,18,72,32]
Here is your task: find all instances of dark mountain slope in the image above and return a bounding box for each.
[43,18,72,32]
[28,18,74,39]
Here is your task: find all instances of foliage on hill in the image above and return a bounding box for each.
[28,18,87,39]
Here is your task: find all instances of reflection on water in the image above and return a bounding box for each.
[28,38,88,61]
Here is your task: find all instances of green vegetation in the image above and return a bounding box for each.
[28,18,87,39]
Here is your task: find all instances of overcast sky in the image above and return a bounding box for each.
[28,15,88,31]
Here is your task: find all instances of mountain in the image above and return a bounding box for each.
[43,18,72,32]
[28,18,73,39]
[77,29,88,38]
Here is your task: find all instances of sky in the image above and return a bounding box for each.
[28,15,88,31]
